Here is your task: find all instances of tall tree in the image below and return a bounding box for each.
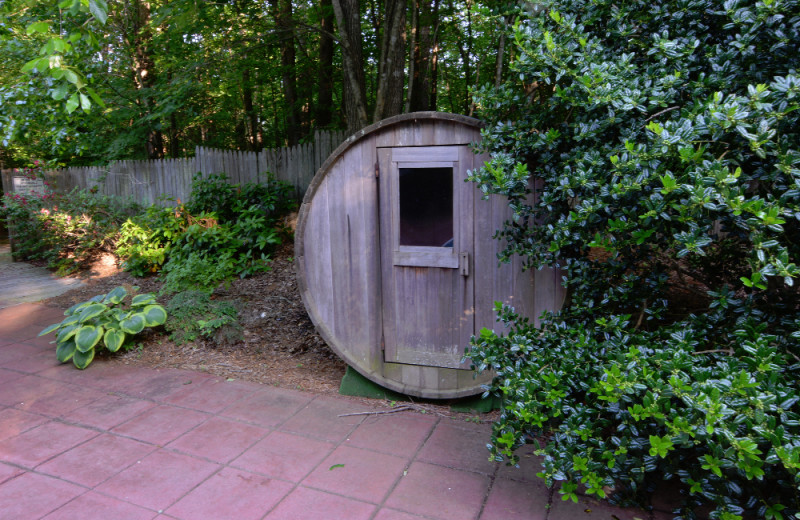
[123,0,164,159]
[407,0,440,112]
[331,0,368,133]
[372,0,406,120]
[315,0,336,128]
[270,0,302,145]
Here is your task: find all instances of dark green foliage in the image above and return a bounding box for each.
[467,1,800,519]
[164,290,242,346]
[1,168,139,274]
[116,172,295,292]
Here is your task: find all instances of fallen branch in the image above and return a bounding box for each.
[338,406,415,417]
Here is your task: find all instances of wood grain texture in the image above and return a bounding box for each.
[295,113,559,398]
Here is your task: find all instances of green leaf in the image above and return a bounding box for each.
[21,59,39,73]
[78,303,107,323]
[86,87,106,108]
[65,302,84,315]
[75,325,103,352]
[56,340,77,363]
[120,314,145,334]
[72,348,95,369]
[79,92,91,111]
[89,0,108,24]
[103,286,127,305]
[56,323,80,343]
[39,322,61,336]
[26,21,50,35]
[65,92,79,114]
[51,83,69,101]
[103,329,125,352]
[142,305,167,327]
[131,293,157,306]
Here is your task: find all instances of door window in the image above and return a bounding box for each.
[399,167,454,248]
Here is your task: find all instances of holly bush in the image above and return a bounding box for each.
[467,1,799,519]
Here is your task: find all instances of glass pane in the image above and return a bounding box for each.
[399,167,453,247]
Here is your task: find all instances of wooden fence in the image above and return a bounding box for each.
[1,129,348,206]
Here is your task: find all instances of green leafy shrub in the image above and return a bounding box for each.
[116,203,188,276]
[468,1,799,519]
[1,167,136,274]
[39,286,167,369]
[115,172,291,288]
[164,290,242,346]
[161,250,240,295]
[185,172,295,224]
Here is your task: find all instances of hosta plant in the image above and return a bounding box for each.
[39,286,167,369]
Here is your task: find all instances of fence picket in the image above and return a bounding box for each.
[2,130,344,206]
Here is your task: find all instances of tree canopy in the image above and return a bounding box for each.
[0,0,516,167]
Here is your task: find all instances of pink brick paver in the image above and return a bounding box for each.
[166,467,294,520]
[231,430,335,482]
[167,416,269,463]
[0,472,85,520]
[304,445,408,503]
[0,303,674,519]
[37,433,156,488]
[267,486,376,520]
[42,491,158,520]
[95,450,220,511]
[385,461,491,520]
[111,404,210,445]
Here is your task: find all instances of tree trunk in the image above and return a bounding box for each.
[127,0,163,159]
[408,0,439,112]
[316,0,335,128]
[332,0,368,133]
[495,14,511,88]
[169,112,180,157]
[373,0,406,121]
[270,0,301,146]
[242,67,260,151]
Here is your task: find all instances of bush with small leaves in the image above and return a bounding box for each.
[468,1,800,519]
[39,286,167,369]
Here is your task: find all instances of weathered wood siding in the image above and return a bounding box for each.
[297,113,564,399]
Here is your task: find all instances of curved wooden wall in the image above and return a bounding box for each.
[296,112,564,398]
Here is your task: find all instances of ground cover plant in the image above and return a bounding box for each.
[39,286,167,369]
[164,290,242,346]
[467,1,800,519]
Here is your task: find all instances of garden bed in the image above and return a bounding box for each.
[42,243,348,396]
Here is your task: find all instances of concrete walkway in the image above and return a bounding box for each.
[0,302,675,520]
[0,242,84,309]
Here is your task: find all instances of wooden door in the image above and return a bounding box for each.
[378,145,475,369]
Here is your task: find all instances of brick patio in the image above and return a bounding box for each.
[0,302,676,519]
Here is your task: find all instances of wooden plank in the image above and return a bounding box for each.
[304,175,336,332]
[413,119,435,146]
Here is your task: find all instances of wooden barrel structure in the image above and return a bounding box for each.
[295,112,565,398]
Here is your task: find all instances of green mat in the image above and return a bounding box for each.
[339,365,501,412]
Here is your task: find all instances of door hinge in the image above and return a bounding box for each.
[459,251,470,277]
[375,161,380,179]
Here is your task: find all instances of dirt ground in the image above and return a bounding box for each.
[42,243,496,420]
